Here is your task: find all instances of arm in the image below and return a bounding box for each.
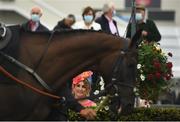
[146,20,161,42]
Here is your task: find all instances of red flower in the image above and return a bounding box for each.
[168,52,173,57]
[155,72,161,79]
[73,76,85,84]
[153,62,161,69]
[147,74,153,80]
[165,75,171,80]
[166,62,173,69]
[72,71,93,84]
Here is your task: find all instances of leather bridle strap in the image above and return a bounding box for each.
[0,65,61,100]
[0,51,53,92]
[33,31,55,73]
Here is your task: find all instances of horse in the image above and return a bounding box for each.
[0,24,141,120]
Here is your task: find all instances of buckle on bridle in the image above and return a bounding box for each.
[0,25,6,38]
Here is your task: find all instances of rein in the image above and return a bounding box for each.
[0,51,52,92]
[0,65,61,100]
[33,31,55,72]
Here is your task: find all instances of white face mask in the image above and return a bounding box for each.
[136,13,143,21]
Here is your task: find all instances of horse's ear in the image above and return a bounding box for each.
[129,29,142,49]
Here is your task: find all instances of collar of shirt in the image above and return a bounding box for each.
[30,21,39,31]
[105,15,113,22]
[83,21,96,30]
[105,15,118,35]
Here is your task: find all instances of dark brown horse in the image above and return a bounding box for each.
[0,25,140,120]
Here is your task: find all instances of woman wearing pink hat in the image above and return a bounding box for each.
[72,71,97,107]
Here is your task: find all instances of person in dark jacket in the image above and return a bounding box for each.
[126,5,161,42]
[21,6,49,32]
[95,2,119,36]
[53,14,76,31]
[48,83,96,120]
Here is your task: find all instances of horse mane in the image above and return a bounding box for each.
[24,29,118,38]
[53,29,118,37]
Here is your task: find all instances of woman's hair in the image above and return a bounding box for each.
[83,79,91,96]
[72,71,93,97]
[82,6,95,20]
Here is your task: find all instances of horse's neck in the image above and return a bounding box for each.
[18,32,127,90]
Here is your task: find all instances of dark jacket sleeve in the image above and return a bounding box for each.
[146,20,161,42]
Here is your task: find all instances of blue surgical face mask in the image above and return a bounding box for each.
[31,14,40,22]
[84,15,93,23]
[136,13,143,21]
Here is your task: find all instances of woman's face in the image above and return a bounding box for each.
[83,10,94,24]
[73,81,89,99]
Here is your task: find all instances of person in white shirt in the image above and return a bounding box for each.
[73,6,101,31]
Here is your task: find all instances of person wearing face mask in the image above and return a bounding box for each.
[72,6,101,30]
[126,5,161,42]
[21,6,49,32]
[95,2,119,36]
[53,14,76,31]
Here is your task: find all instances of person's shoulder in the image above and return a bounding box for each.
[72,21,84,29]
[146,19,156,24]
[39,23,49,31]
[96,14,105,21]
[57,19,65,25]
[21,21,29,26]
[21,21,30,30]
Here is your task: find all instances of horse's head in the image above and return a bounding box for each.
[105,30,142,116]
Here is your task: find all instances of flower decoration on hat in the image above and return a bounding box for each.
[73,71,93,85]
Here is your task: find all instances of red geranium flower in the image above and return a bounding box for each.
[155,72,161,79]
[147,74,153,80]
[166,62,173,69]
[153,62,161,69]
[165,75,171,81]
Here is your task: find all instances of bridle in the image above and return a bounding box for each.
[0,51,52,92]
[0,65,61,100]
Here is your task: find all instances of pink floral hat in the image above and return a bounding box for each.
[72,71,93,85]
